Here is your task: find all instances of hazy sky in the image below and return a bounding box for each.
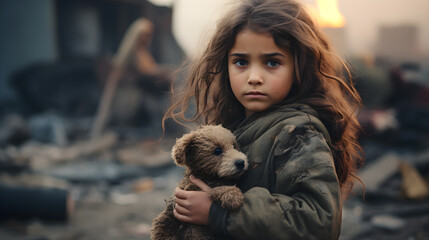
[338,0,429,57]
[149,0,429,59]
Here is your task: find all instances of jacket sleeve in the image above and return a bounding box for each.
[226,124,342,240]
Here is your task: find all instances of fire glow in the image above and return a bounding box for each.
[308,0,346,28]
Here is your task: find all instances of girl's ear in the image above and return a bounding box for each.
[171,132,195,166]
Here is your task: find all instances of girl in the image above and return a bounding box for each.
[163,0,363,239]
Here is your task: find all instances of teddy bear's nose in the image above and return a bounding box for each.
[234,159,245,170]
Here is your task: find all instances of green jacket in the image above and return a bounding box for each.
[209,103,342,240]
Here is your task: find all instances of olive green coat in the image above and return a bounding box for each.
[226,104,342,240]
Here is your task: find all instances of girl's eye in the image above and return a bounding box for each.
[266,60,280,68]
[214,147,223,155]
[234,59,248,67]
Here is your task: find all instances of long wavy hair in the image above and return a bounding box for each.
[163,0,363,196]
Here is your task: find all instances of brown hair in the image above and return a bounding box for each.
[163,0,363,196]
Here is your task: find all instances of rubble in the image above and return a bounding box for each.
[370,214,405,231]
[0,114,29,147]
[1,1,428,239]
[133,178,154,193]
[353,152,401,194]
[8,132,118,170]
[399,162,429,200]
[117,139,174,167]
[39,160,144,183]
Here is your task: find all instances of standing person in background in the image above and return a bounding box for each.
[163,0,364,239]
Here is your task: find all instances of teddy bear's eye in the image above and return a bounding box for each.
[214,147,222,156]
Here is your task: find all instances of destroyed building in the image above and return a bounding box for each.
[1,0,429,239]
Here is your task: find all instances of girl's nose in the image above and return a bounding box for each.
[247,67,263,85]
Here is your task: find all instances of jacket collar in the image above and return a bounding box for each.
[233,103,331,146]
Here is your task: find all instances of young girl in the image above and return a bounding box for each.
[163,0,363,239]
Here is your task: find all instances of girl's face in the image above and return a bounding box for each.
[228,29,294,117]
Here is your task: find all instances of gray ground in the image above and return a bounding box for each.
[0,164,183,240]
[1,139,429,240]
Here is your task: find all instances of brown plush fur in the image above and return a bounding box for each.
[151,125,248,240]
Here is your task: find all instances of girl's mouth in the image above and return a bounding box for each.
[245,91,266,97]
[245,91,265,95]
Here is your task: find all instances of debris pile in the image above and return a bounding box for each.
[0,15,185,240]
[341,57,429,240]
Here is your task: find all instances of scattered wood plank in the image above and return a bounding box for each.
[10,133,118,170]
[399,161,429,200]
[354,152,402,194]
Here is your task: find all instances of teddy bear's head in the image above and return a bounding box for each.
[171,125,248,179]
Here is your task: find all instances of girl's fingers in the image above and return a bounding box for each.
[174,187,188,199]
[189,175,212,192]
[174,202,190,215]
[173,208,192,223]
[173,188,212,225]
[174,196,190,208]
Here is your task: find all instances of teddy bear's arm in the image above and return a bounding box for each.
[209,186,243,211]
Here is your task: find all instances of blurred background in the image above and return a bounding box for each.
[0,0,428,239]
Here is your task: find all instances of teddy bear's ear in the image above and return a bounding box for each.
[171,131,195,166]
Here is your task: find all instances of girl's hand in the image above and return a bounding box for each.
[174,176,213,225]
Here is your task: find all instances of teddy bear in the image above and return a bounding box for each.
[151,125,248,240]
